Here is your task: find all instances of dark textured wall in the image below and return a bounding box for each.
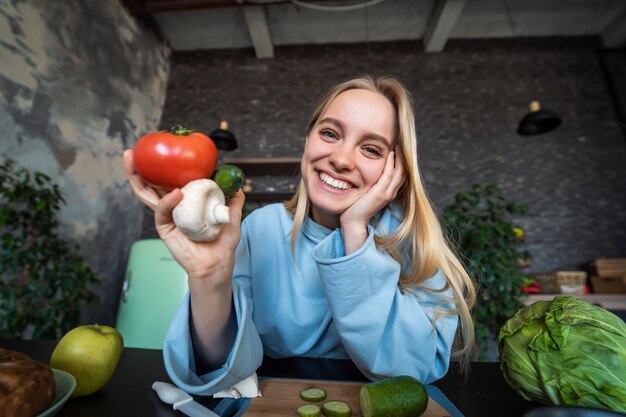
[152,37,626,273]
[0,0,170,327]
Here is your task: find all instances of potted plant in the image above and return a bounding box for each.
[443,182,530,359]
[0,159,101,340]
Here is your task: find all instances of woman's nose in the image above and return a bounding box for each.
[329,144,355,171]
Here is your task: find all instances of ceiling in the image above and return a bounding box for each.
[120,0,626,57]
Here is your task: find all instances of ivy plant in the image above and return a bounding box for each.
[443,182,530,359]
[0,159,101,340]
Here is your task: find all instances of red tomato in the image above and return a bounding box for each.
[133,127,218,190]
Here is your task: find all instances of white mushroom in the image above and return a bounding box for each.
[172,179,230,242]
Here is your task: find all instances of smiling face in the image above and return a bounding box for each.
[301,88,397,229]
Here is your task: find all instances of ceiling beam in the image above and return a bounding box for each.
[243,5,274,58]
[602,8,626,48]
[121,0,241,15]
[423,0,466,53]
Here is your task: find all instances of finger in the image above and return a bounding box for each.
[394,144,403,163]
[388,148,407,197]
[388,168,406,198]
[220,190,246,237]
[129,177,161,210]
[123,149,136,175]
[391,149,406,185]
[154,188,183,235]
[227,190,246,223]
[212,190,246,249]
[375,151,396,189]
[123,149,160,209]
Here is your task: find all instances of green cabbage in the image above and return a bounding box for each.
[498,295,626,412]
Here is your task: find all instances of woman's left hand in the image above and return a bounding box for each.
[340,146,406,254]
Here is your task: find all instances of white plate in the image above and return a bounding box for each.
[37,369,76,417]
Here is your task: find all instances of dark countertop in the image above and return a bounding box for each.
[1,338,540,417]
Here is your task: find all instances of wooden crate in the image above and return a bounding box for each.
[587,258,626,277]
[530,271,588,295]
[591,275,626,294]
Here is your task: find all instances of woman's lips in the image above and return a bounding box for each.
[317,171,353,191]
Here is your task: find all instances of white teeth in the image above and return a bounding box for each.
[319,172,351,190]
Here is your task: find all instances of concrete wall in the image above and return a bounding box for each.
[155,37,626,273]
[0,0,170,326]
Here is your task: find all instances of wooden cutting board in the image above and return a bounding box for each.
[243,378,451,417]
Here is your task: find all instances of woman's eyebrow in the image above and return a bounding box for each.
[319,117,392,147]
[364,133,393,148]
[318,117,344,130]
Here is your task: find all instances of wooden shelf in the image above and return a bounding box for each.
[220,157,299,203]
[222,157,300,177]
[244,191,294,203]
[521,293,626,310]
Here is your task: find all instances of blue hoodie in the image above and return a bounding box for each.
[163,203,458,395]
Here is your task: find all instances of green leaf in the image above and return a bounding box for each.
[443,181,529,359]
[498,297,626,410]
[0,159,101,340]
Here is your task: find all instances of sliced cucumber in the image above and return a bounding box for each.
[321,400,351,417]
[297,404,321,417]
[213,164,245,201]
[358,375,428,417]
[300,387,327,402]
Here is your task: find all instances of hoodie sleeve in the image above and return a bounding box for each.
[312,226,458,384]
[162,221,264,395]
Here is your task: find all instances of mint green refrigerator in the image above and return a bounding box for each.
[116,239,188,349]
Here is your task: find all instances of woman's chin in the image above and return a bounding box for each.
[309,195,353,220]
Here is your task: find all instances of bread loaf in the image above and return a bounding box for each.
[0,348,56,417]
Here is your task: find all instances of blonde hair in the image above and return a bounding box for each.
[285,75,476,372]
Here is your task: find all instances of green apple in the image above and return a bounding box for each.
[49,324,124,397]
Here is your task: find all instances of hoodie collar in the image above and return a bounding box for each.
[301,215,334,242]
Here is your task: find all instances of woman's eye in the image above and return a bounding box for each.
[320,129,338,141]
[363,146,383,157]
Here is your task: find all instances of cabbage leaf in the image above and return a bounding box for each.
[498,296,626,412]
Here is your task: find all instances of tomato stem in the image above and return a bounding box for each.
[168,125,196,136]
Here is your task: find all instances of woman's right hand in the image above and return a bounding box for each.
[122,149,245,282]
[124,148,242,367]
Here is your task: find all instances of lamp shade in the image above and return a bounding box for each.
[209,121,238,151]
[518,101,562,136]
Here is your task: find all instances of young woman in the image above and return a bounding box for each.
[123,75,475,395]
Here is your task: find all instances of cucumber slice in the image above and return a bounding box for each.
[321,400,351,417]
[297,404,321,417]
[359,375,428,417]
[213,164,245,201]
[300,387,327,402]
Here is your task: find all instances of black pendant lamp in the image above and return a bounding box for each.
[209,120,238,151]
[517,101,562,136]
